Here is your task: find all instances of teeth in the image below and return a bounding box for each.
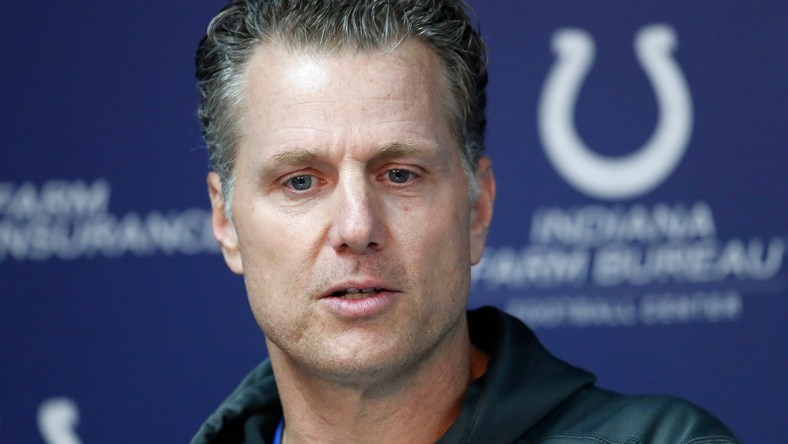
[346,288,360,294]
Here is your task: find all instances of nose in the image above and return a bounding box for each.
[328,174,385,254]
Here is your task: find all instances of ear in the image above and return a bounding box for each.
[207,172,243,275]
[469,156,495,265]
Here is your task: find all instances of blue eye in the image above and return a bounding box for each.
[289,175,313,190]
[388,169,411,184]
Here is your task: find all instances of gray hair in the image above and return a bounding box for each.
[196,0,488,216]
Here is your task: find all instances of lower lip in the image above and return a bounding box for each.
[319,291,397,319]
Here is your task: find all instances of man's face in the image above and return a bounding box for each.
[209,40,494,384]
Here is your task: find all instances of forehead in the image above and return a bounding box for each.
[238,39,455,150]
[244,36,447,89]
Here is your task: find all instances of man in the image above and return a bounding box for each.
[192,1,738,443]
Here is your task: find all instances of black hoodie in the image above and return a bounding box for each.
[191,307,738,443]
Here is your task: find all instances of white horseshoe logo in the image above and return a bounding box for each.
[38,398,83,444]
[538,24,693,200]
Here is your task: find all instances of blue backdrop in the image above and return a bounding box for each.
[2,1,786,442]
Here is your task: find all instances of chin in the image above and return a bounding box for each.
[298,336,429,388]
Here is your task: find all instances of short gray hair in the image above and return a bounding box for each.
[196,0,488,214]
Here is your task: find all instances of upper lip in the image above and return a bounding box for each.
[322,280,397,298]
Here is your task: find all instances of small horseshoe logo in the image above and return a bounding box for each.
[538,24,693,200]
[38,398,83,444]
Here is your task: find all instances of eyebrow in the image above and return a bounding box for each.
[270,148,319,164]
[268,142,437,165]
[377,142,434,159]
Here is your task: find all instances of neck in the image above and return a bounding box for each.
[268,320,488,444]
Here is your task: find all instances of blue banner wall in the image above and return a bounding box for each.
[2,2,786,443]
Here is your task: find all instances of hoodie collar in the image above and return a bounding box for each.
[438,307,596,443]
[191,360,281,444]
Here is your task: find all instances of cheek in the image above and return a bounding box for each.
[399,198,472,276]
[238,217,317,345]
[235,206,318,304]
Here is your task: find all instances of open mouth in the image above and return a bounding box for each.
[329,287,383,300]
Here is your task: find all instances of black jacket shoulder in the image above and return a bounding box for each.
[520,386,737,443]
[453,307,739,444]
